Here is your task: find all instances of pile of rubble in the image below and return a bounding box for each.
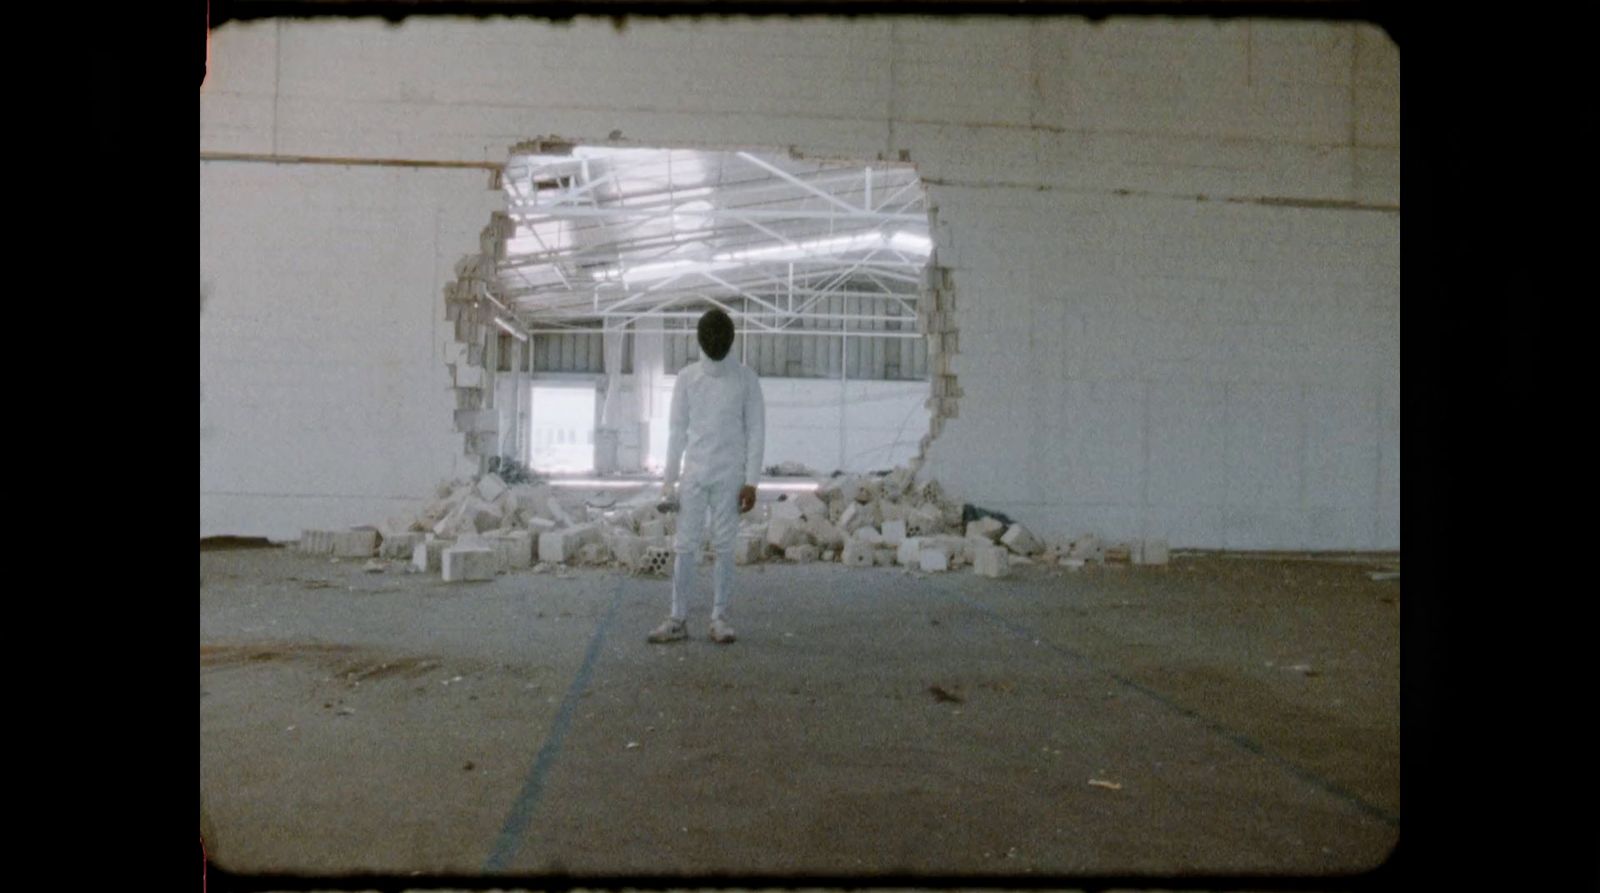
[298,471,682,582]
[297,465,1169,583]
[738,468,1169,579]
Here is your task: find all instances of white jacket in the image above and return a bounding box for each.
[664,355,766,488]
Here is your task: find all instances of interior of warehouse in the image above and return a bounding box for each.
[200,9,1403,885]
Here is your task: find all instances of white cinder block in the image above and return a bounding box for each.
[804,518,846,550]
[487,530,535,569]
[476,473,508,502]
[1142,538,1170,565]
[767,519,809,551]
[795,492,829,521]
[973,543,1010,578]
[539,524,601,564]
[853,527,885,546]
[609,534,646,570]
[332,529,379,558]
[966,518,1005,542]
[881,519,907,546]
[1000,524,1042,556]
[299,530,335,555]
[785,544,819,563]
[769,499,803,521]
[919,548,952,573]
[896,536,926,567]
[843,541,875,568]
[442,546,497,582]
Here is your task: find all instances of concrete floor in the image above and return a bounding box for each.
[199,545,1400,881]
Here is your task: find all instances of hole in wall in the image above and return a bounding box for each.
[442,140,959,481]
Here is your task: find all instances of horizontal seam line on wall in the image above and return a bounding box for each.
[200,151,501,170]
[202,491,422,500]
[920,176,1399,212]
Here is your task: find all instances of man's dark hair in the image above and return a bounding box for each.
[697,308,735,361]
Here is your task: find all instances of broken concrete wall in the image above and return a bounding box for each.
[201,18,1398,549]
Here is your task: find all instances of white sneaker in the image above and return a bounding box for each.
[708,618,737,644]
[647,618,688,644]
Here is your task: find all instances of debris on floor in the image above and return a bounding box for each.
[927,684,964,703]
[1087,779,1122,791]
[300,463,1182,584]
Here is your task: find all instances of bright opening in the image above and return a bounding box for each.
[528,385,597,473]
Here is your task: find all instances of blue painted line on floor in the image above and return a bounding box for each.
[484,579,626,872]
[936,579,1400,828]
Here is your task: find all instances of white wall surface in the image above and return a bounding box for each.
[200,16,1399,549]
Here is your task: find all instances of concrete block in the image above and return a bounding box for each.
[546,497,577,527]
[469,501,504,533]
[963,535,994,564]
[853,527,885,546]
[973,544,1011,579]
[767,518,810,551]
[638,519,667,539]
[442,546,497,582]
[524,517,557,538]
[539,524,602,564]
[896,536,924,566]
[919,548,952,573]
[487,530,535,569]
[878,502,909,527]
[796,492,829,521]
[967,518,1005,542]
[640,546,673,576]
[1061,558,1086,570]
[299,530,335,555]
[734,536,764,565]
[1139,538,1170,565]
[412,539,454,572]
[1001,524,1043,556]
[769,499,803,522]
[907,506,945,537]
[839,501,879,533]
[332,529,379,558]
[579,542,612,565]
[379,532,426,560]
[873,548,896,567]
[881,519,908,547]
[1104,543,1133,564]
[814,480,843,504]
[843,540,875,568]
[785,544,820,563]
[804,518,845,550]
[476,473,508,502]
[418,498,454,527]
[1067,534,1104,561]
[609,534,646,569]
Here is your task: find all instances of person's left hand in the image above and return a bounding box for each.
[738,485,757,514]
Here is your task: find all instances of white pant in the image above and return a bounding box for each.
[671,477,740,623]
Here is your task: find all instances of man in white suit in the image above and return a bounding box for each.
[650,308,766,645]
